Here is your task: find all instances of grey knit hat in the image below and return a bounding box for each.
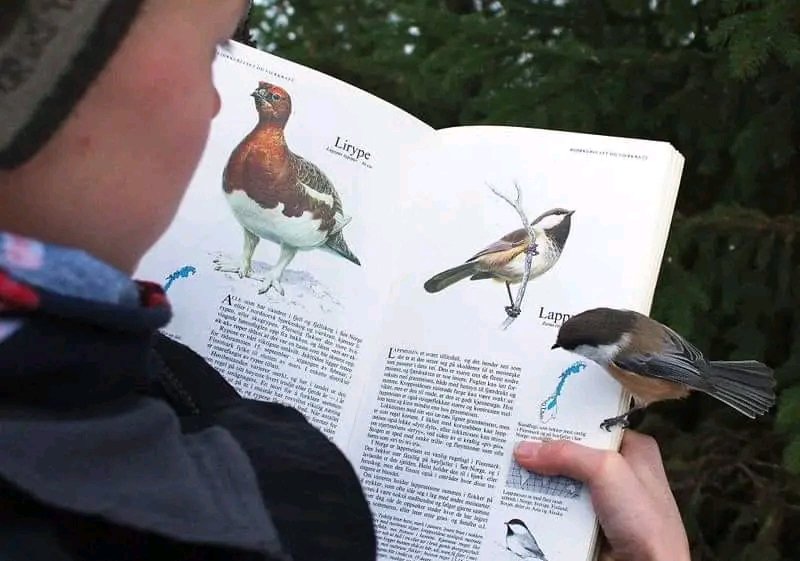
[0,0,146,169]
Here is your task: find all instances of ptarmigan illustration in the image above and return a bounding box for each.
[215,81,360,295]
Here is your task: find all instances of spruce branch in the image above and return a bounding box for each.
[487,181,539,330]
[674,210,800,235]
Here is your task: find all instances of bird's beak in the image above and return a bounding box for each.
[567,210,575,217]
[551,343,560,350]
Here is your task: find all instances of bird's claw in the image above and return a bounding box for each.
[525,242,539,257]
[600,415,629,432]
[213,257,251,278]
[505,305,521,318]
[258,274,285,296]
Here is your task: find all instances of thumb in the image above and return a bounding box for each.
[512,439,641,512]
[513,440,627,485]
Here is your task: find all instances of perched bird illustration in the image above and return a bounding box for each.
[551,307,776,430]
[215,81,360,295]
[505,519,547,560]
[423,208,573,313]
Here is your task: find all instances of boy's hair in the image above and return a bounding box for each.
[232,1,256,49]
[0,1,145,170]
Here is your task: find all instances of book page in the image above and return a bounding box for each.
[345,126,683,561]
[135,42,433,448]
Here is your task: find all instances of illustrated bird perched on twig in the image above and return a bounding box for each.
[505,519,547,560]
[215,81,360,295]
[423,195,573,317]
[552,307,776,430]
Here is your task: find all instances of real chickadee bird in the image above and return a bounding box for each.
[505,518,547,560]
[423,208,574,314]
[552,307,776,431]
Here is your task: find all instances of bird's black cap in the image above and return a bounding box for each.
[552,307,638,351]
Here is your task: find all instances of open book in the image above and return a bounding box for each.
[136,41,684,561]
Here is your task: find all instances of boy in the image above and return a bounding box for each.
[0,2,689,560]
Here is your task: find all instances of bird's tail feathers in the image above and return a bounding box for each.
[325,231,360,265]
[423,262,479,293]
[330,213,352,236]
[704,360,776,418]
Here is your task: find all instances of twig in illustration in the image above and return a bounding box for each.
[487,182,539,329]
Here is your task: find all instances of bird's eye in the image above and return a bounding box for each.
[270,93,282,101]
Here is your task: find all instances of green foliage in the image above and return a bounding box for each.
[247,0,800,558]
[711,0,800,79]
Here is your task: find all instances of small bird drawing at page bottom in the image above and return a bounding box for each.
[505,518,548,560]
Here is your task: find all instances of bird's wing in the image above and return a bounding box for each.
[291,154,344,214]
[519,533,546,559]
[613,325,710,389]
[467,227,530,262]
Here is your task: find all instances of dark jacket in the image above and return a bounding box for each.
[0,233,376,561]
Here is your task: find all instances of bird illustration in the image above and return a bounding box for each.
[423,208,573,314]
[551,307,776,430]
[505,519,547,560]
[215,81,360,295]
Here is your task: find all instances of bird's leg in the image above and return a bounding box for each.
[214,228,259,278]
[504,282,521,317]
[258,244,297,295]
[600,406,646,431]
[240,229,259,277]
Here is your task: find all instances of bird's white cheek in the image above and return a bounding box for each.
[574,343,619,365]
[536,214,565,230]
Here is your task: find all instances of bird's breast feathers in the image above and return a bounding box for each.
[224,140,345,239]
[503,236,562,279]
[607,363,690,406]
[226,190,331,249]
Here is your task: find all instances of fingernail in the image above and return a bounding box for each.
[514,441,541,460]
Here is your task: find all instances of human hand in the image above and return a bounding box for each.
[513,430,690,561]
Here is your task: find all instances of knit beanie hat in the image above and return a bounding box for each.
[0,0,146,169]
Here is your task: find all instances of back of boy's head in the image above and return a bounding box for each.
[0,1,146,170]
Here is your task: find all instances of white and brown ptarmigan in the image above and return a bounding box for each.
[215,81,360,294]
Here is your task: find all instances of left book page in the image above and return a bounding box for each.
[135,41,434,448]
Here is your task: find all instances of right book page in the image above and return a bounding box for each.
[345,125,684,561]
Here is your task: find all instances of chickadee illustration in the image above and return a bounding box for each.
[551,307,776,430]
[424,208,574,314]
[505,518,547,560]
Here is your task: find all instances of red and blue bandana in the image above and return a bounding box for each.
[0,232,171,343]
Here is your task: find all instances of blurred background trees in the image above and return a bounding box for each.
[238,1,799,558]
